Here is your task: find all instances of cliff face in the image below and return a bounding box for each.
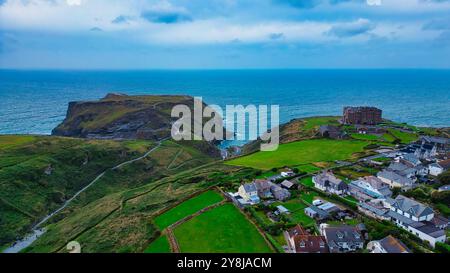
[53,93,196,140]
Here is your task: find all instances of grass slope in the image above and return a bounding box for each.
[227,139,369,170]
[154,190,224,230]
[174,203,272,253]
[0,135,154,246]
[144,235,171,253]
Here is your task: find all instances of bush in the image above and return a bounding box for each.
[435,242,450,253]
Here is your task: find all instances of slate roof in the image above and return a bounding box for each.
[323,226,364,245]
[377,170,414,186]
[402,153,421,166]
[359,201,389,217]
[391,195,434,218]
[421,136,450,145]
[378,235,410,253]
[243,183,257,193]
[409,222,446,238]
[281,180,295,189]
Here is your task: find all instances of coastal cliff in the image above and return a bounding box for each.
[53,93,195,140]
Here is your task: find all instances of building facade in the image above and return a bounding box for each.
[343,106,383,125]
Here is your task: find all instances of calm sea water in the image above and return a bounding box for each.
[0,69,449,135]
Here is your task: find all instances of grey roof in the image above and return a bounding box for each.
[402,153,421,165]
[323,226,364,244]
[378,236,411,253]
[388,162,410,172]
[420,136,450,145]
[243,183,257,193]
[377,170,414,186]
[387,210,415,225]
[306,206,330,219]
[409,222,446,238]
[281,180,294,188]
[391,195,434,218]
[359,202,389,216]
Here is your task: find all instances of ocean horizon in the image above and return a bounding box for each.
[1,69,449,135]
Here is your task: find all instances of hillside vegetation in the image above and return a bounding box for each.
[0,135,219,248]
[0,135,155,246]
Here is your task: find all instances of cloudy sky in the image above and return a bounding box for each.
[0,0,449,69]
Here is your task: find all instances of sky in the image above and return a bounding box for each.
[0,0,450,69]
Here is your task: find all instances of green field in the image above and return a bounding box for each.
[275,199,315,227]
[301,116,340,132]
[299,177,314,187]
[350,133,381,141]
[227,139,369,170]
[144,235,171,253]
[388,129,419,144]
[174,203,273,253]
[154,190,224,230]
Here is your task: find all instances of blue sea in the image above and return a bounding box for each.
[0,69,449,135]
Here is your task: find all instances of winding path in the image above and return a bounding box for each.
[3,140,165,253]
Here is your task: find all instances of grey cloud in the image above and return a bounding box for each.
[111,15,132,24]
[269,33,285,40]
[327,19,375,37]
[141,11,192,24]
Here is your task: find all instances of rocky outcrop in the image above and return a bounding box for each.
[53,93,194,140]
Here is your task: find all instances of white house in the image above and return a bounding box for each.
[387,195,446,248]
[429,159,450,177]
[313,172,348,195]
[238,183,260,204]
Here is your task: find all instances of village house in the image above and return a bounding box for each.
[238,183,260,204]
[320,224,365,253]
[276,205,290,215]
[400,153,422,167]
[284,225,329,253]
[305,206,330,221]
[358,199,391,221]
[414,142,437,161]
[319,125,346,139]
[313,171,348,195]
[280,180,295,190]
[253,179,272,198]
[270,183,291,201]
[429,159,450,177]
[377,170,415,190]
[367,235,411,253]
[387,195,446,248]
[420,136,450,154]
[387,162,420,179]
[349,176,392,201]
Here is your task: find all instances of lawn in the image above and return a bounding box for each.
[299,177,314,187]
[0,135,37,150]
[295,164,322,174]
[388,129,419,144]
[144,235,171,253]
[276,199,315,227]
[174,203,273,253]
[227,139,369,170]
[300,192,318,204]
[350,133,380,141]
[301,116,340,132]
[154,190,224,230]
